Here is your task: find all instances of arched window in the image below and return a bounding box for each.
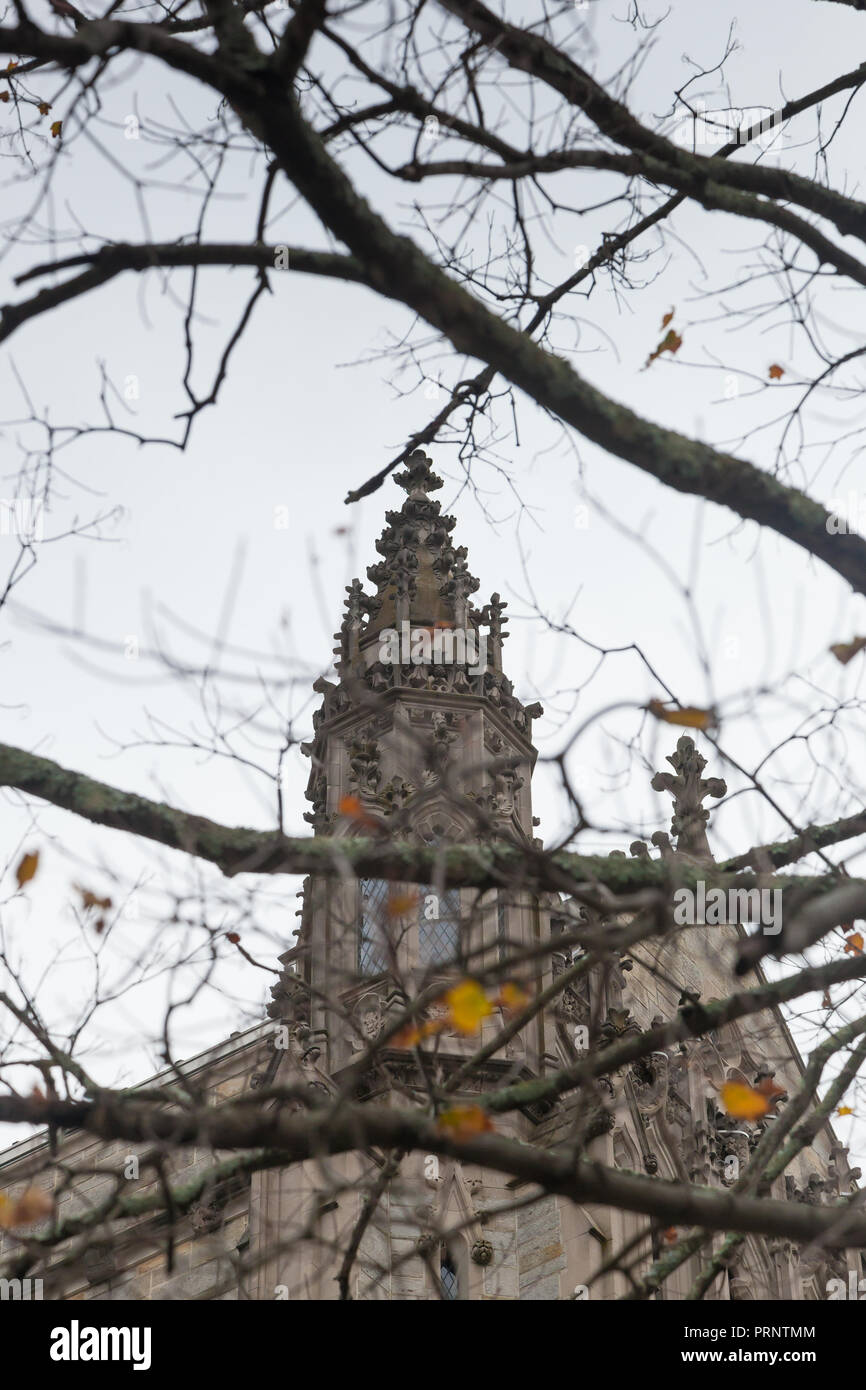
[358,878,390,975]
[439,1246,459,1300]
[418,887,461,965]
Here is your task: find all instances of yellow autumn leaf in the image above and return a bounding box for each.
[648,698,716,730]
[50,119,62,139]
[15,851,39,889]
[719,1081,769,1121]
[844,932,864,956]
[838,1106,854,1117]
[38,101,51,116]
[444,979,493,1035]
[437,1105,494,1139]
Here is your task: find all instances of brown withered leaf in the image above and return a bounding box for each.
[645,327,683,369]
[661,308,675,328]
[830,636,866,666]
[74,884,112,913]
[16,851,40,889]
[768,363,785,380]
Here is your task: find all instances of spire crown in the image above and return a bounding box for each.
[393,449,444,500]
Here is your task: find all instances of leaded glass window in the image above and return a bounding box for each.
[439,1249,459,1300]
[358,878,390,975]
[418,886,461,965]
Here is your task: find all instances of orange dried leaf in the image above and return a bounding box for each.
[496,981,530,1014]
[444,979,493,1035]
[38,101,51,116]
[838,1105,854,1117]
[648,699,715,730]
[830,636,866,666]
[437,1105,494,1140]
[768,363,785,380]
[392,1022,424,1047]
[15,851,39,888]
[386,890,418,919]
[661,308,675,328]
[393,1017,446,1048]
[0,1186,53,1229]
[719,1081,769,1121]
[645,327,683,368]
[753,1076,786,1103]
[338,794,380,830]
[844,932,864,956]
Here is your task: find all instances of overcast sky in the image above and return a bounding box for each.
[2,0,866,1158]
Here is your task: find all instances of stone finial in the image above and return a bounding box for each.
[393,449,444,499]
[479,592,509,672]
[650,735,726,861]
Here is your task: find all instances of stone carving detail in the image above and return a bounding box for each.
[651,735,727,860]
[347,734,381,796]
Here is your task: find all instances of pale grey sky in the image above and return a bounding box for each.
[1,0,865,1158]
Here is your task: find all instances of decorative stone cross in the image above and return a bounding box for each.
[480,592,509,672]
[651,735,727,861]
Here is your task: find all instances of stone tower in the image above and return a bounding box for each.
[249,450,856,1301]
[0,452,856,1302]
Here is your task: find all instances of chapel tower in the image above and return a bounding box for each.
[249,452,856,1302]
